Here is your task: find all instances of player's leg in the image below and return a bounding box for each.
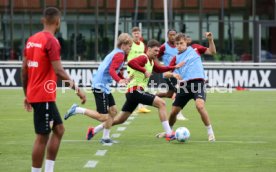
[112,111,132,125]
[32,134,49,171]
[193,81,215,141]
[136,90,174,140]
[195,98,215,141]
[45,102,65,172]
[155,92,191,138]
[98,93,117,143]
[31,102,51,171]
[86,93,136,141]
[64,89,108,122]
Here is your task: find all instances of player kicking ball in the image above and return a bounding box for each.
[156,33,215,141]
[76,39,184,142]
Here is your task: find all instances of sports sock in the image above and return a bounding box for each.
[103,128,110,139]
[162,121,172,135]
[94,124,104,134]
[45,160,55,172]
[75,107,86,114]
[206,125,214,135]
[31,167,41,172]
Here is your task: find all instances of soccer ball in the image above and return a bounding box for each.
[175,127,190,142]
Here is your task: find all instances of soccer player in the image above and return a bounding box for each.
[127,26,151,113]
[64,33,133,144]
[22,7,86,172]
[85,39,185,141]
[155,29,187,121]
[157,33,215,141]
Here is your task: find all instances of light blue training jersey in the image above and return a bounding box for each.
[162,42,178,66]
[92,48,125,94]
[174,46,205,81]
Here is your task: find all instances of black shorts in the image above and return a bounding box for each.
[164,77,177,92]
[92,88,115,114]
[122,90,155,113]
[173,80,206,109]
[31,102,62,134]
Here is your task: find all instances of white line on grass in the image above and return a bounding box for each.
[117,127,126,131]
[123,121,131,125]
[84,160,98,168]
[95,150,107,156]
[111,133,121,138]
[128,116,135,120]
[189,140,267,144]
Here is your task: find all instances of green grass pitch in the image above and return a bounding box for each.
[0,89,276,171]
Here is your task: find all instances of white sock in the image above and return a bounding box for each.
[162,121,172,135]
[206,125,214,135]
[75,107,86,114]
[31,167,41,172]
[45,160,55,172]
[94,123,104,134]
[103,128,110,139]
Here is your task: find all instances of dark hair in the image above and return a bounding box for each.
[167,29,177,35]
[147,39,160,48]
[132,26,140,33]
[43,7,61,24]
[175,33,187,42]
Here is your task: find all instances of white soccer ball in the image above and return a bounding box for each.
[175,127,190,142]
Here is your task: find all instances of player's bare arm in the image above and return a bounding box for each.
[204,32,216,55]
[21,56,32,112]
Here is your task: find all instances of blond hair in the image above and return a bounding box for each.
[117,33,133,47]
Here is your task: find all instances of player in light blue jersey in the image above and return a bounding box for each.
[64,33,133,144]
[156,29,187,121]
[158,33,215,141]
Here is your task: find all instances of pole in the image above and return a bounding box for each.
[164,0,168,42]
[114,0,121,48]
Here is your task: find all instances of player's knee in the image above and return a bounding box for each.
[157,99,166,108]
[54,124,65,138]
[171,108,179,117]
[109,109,118,117]
[99,115,108,122]
[196,102,205,112]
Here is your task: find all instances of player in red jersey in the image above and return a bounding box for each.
[22,7,86,172]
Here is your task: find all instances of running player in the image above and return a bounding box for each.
[64,33,133,144]
[22,7,86,172]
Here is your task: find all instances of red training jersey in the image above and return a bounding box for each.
[24,31,61,103]
[191,44,207,55]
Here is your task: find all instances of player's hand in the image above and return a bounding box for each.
[118,79,128,86]
[126,74,134,82]
[76,89,86,104]
[24,98,32,112]
[205,32,213,40]
[144,71,151,78]
[175,61,185,69]
[173,73,182,80]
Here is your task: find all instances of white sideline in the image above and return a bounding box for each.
[84,160,98,168]
[189,140,267,144]
[117,127,126,131]
[111,133,121,138]
[95,150,107,156]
